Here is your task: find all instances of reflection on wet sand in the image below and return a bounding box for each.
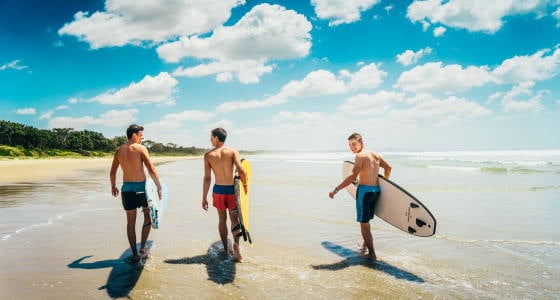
[311,241,424,283]
[165,241,236,285]
[68,241,152,298]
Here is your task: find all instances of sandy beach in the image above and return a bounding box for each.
[1,151,559,299]
[0,156,195,184]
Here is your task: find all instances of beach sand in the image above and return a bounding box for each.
[0,156,194,184]
[1,152,559,299]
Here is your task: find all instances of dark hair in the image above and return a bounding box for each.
[348,132,362,141]
[126,124,144,139]
[211,127,227,142]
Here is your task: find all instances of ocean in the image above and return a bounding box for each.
[1,150,559,299]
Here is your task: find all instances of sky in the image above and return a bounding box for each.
[1,0,560,152]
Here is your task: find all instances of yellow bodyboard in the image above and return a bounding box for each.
[234,159,252,243]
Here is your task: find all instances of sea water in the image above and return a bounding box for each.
[1,150,559,299]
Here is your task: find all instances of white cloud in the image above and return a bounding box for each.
[387,96,491,126]
[554,7,560,27]
[48,109,138,129]
[146,110,216,130]
[172,60,274,84]
[271,111,327,122]
[500,81,544,113]
[216,63,387,113]
[40,105,71,120]
[281,70,346,98]
[339,91,405,116]
[16,108,36,115]
[216,95,287,114]
[40,111,53,120]
[90,72,178,105]
[407,0,547,33]
[159,4,312,84]
[0,59,29,71]
[58,0,245,49]
[492,47,560,84]
[433,26,446,36]
[311,0,381,26]
[396,47,432,66]
[395,62,494,94]
[339,63,387,90]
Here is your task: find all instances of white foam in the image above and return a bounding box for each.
[1,207,116,242]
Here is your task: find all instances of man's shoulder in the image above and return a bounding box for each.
[356,149,377,160]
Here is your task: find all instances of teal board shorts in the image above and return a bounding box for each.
[121,181,147,210]
[356,185,380,223]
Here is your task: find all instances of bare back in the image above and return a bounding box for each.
[115,143,148,182]
[355,150,382,186]
[205,146,239,185]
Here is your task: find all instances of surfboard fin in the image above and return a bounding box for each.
[408,227,416,234]
[410,202,419,208]
[416,218,427,227]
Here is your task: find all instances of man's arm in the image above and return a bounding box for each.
[141,146,162,199]
[233,151,247,193]
[329,157,361,198]
[202,154,212,211]
[110,151,120,197]
[379,155,391,179]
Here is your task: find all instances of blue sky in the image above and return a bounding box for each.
[1,0,559,151]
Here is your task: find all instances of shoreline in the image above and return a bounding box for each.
[0,156,200,184]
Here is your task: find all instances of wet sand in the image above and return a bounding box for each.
[1,152,559,299]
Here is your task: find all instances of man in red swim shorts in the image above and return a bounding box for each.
[202,128,247,262]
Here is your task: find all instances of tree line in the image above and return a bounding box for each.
[0,120,206,155]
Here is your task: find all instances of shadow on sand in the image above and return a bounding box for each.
[164,241,236,285]
[311,241,425,283]
[67,241,152,298]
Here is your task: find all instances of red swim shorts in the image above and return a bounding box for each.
[212,184,236,210]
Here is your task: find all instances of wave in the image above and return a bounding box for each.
[1,207,116,242]
[435,235,560,246]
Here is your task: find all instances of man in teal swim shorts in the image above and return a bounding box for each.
[110,124,163,263]
[329,133,391,260]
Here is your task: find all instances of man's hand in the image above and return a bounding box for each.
[111,186,119,197]
[202,199,208,211]
[328,186,339,199]
[157,187,162,200]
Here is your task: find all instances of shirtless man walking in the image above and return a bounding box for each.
[329,133,391,260]
[202,128,247,262]
[110,124,162,262]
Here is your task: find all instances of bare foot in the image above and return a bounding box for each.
[129,254,141,263]
[232,243,243,262]
[357,242,367,254]
[139,248,150,259]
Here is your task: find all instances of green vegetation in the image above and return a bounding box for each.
[0,120,206,158]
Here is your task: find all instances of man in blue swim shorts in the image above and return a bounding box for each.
[329,133,391,260]
[110,124,163,263]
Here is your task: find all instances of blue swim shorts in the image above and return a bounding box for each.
[356,185,380,223]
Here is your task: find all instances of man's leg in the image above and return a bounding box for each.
[217,209,229,253]
[360,222,376,260]
[140,206,151,255]
[229,209,242,262]
[125,209,139,260]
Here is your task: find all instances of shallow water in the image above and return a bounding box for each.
[1,151,559,299]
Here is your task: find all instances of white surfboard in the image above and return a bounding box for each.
[145,178,169,229]
[342,161,436,237]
